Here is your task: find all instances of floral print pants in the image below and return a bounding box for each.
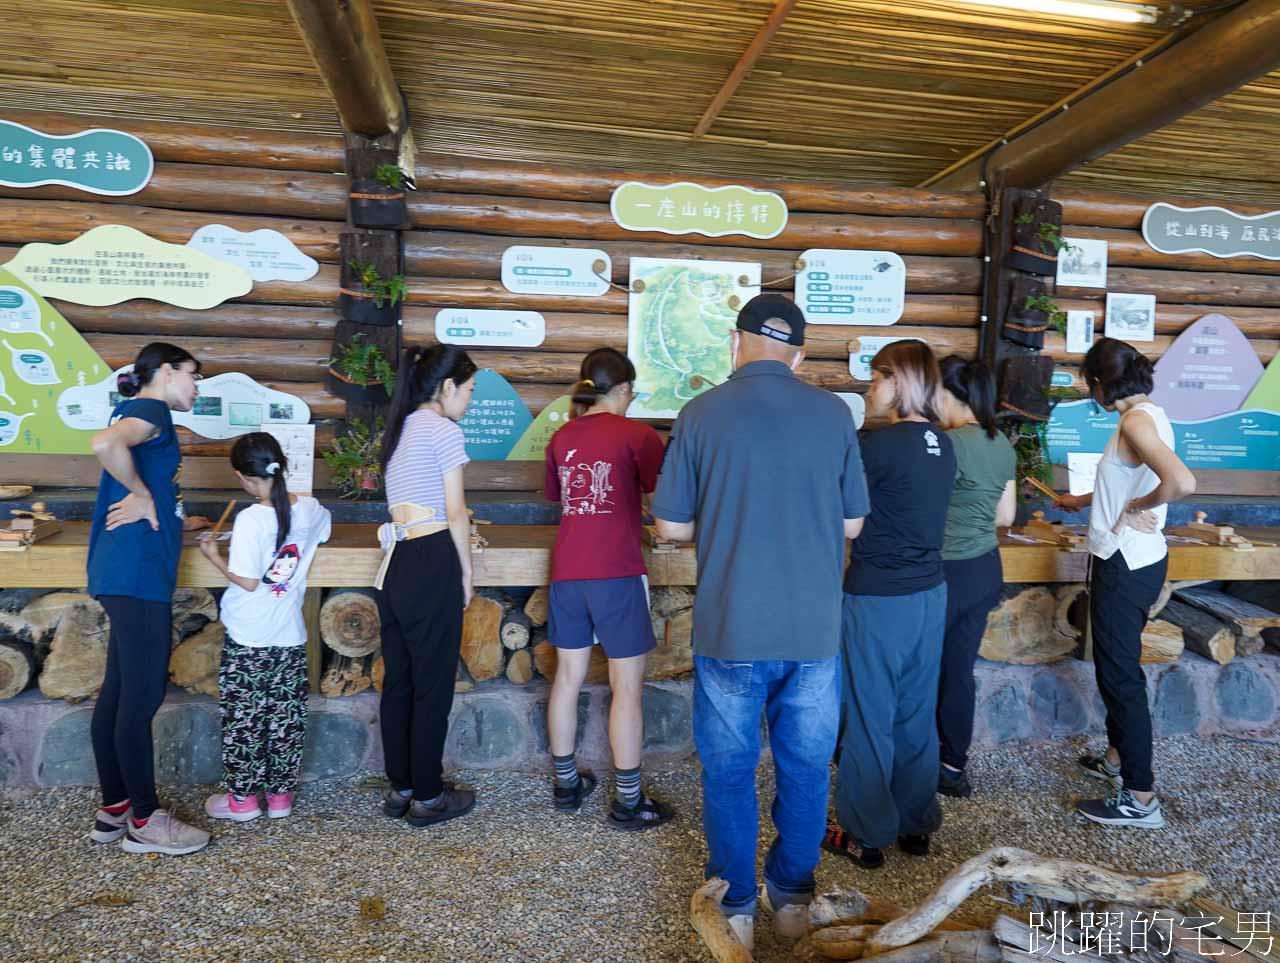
[218,639,309,797]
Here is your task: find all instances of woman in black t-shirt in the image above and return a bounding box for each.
[824,341,956,871]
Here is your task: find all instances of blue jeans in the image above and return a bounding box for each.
[693,655,840,914]
[835,587,946,848]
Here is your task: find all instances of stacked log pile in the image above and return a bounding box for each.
[692,847,1228,963]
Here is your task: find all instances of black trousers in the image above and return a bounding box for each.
[936,549,1004,771]
[91,595,172,820]
[377,531,464,801]
[1090,550,1167,793]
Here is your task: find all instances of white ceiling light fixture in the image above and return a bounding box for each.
[953,0,1160,24]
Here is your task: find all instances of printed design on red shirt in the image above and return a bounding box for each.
[263,543,301,596]
[558,448,615,516]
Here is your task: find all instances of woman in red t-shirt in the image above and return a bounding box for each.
[544,347,675,831]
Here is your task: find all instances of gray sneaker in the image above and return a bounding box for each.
[1078,752,1123,787]
[119,809,210,856]
[90,806,132,844]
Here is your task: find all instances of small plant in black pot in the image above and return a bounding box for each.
[1007,190,1065,275]
[340,259,407,326]
[323,415,385,499]
[349,163,408,228]
[1023,292,1068,335]
[326,333,397,407]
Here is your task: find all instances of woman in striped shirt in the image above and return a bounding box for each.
[376,344,478,828]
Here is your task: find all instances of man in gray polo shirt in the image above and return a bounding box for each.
[653,293,868,949]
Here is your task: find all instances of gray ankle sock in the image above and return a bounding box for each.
[553,753,581,789]
[615,766,641,808]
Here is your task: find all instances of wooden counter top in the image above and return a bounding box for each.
[4,523,1279,588]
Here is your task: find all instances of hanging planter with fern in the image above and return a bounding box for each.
[325,334,397,407]
[1007,191,1066,275]
[349,164,409,229]
[340,258,407,326]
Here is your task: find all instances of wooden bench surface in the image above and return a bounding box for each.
[5,523,1280,588]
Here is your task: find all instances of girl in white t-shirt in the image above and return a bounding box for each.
[198,432,332,822]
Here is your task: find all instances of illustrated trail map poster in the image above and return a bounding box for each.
[0,267,111,454]
[625,257,761,420]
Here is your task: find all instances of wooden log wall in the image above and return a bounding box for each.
[0,109,1276,496]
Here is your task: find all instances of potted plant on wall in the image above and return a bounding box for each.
[349,163,408,228]
[1006,190,1066,275]
[326,333,397,407]
[340,259,408,326]
[322,415,385,499]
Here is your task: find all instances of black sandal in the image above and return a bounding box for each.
[607,794,675,832]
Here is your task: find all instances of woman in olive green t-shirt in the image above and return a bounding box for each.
[935,357,1016,798]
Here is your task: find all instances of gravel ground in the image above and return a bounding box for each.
[0,734,1276,963]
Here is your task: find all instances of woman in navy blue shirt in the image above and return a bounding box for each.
[86,342,211,857]
[825,341,956,870]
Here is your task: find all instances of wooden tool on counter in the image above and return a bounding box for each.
[0,501,62,552]
[1016,510,1086,550]
[1167,511,1254,551]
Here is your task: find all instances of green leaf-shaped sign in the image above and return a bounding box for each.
[611,181,788,239]
[507,395,573,461]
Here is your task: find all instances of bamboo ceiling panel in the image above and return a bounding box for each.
[0,0,1277,204]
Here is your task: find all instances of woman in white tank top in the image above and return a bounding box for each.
[1054,338,1195,830]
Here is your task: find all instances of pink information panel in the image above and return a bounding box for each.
[1150,313,1264,421]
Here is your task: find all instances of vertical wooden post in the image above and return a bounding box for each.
[303,587,324,693]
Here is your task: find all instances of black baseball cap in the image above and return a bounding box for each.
[736,293,806,346]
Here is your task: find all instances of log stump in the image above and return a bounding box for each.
[1160,599,1235,664]
[501,607,533,651]
[17,590,93,662]
[461,594,505,681]
[524,585,550,627]
[170,621,224,696]
[319,589,382,657]
[506,648,534,685]
[320,653,375,697]
[39,597,110,701]
[1140,619,1185,663]
[532,637,608,683]
[0,638,36,700]
[171,587,218,643]
[1053,584,1087,640]
[980,587,1076,664]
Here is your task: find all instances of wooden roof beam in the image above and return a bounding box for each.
[692,0,797,139]
[927,0,1280,191]
[284,0,404,137]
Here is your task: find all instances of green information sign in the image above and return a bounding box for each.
[610,181,788,240]
[0,267,111,454]
[0,120,153,196]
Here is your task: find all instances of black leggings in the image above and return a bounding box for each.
[936,549,1004,771]
[1090,550,1167,793]
[91,595,172,820]
[377,531,465,801]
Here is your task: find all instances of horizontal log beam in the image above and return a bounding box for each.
[0,198,342,263]
[59,302,339,340]
[414,154,984,218]
[408,193,984,256]
[85,334,330,382]
[0,162,347,221]
[1076,267,1280,309]
[1067,226,1280,277]
[1057,190,1280,231]
[407,231,982,293]
[0,109,345,173]
[1054,297,1280,339]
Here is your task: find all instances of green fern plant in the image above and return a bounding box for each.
[329,334,396,392]
[373,164,404,189]
[322,416,385,498]
[1024,293,1068,334]
[347,259,408,308]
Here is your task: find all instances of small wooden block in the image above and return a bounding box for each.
[1169,511,1252,549]
[1016,511,1086,551]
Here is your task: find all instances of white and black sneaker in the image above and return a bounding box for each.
[1077,752,1122,787]
[1077,788,1164,828]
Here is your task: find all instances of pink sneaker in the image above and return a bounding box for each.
[204,792,262,822]
[266,792,294,819]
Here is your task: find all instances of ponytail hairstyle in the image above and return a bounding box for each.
[1081,337,1155,408]
[939,355,998,438]
[870,340,943,422]
[117,342,200,397]
[570,347,636,419]
[231,432,291,552]
[380,344,478,474]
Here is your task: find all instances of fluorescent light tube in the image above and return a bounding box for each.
[952,0,1159,24]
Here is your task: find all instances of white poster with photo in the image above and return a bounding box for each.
[1105,293,1156,343]
[263,423,315,495]
[1066,310,1095,354]
[1056,238,1108,288]
[1067,451,1104,496]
